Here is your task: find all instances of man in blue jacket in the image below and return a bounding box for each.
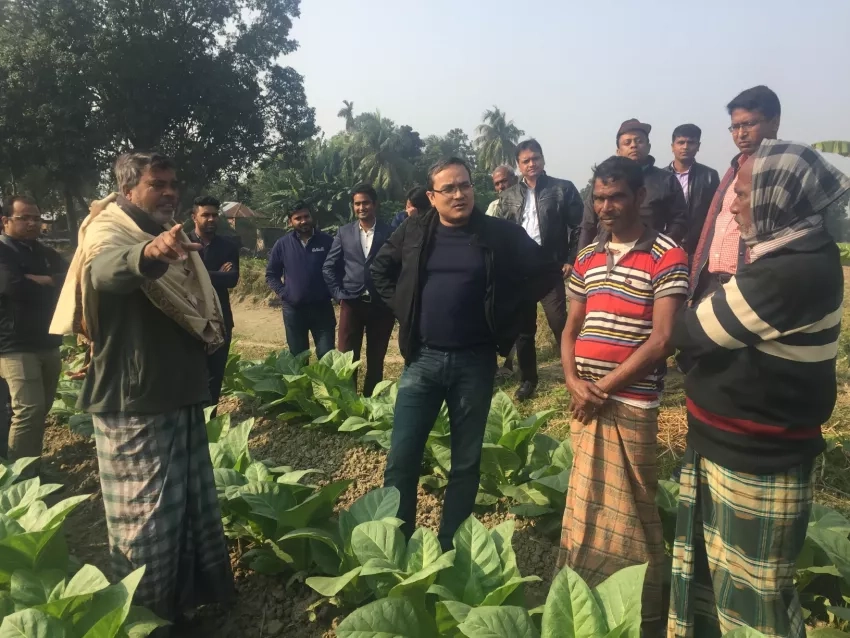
[323,184,395,396]
[266,202,335,359]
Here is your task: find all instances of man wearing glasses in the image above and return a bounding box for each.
[0,196,66,471]
[496,139,584,401]
[688,85,781,308]
[373,157,557,549]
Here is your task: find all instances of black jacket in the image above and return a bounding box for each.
[496,173,584,265]
[663,161,720,254]
[0,237,67,354]
[189,232,240,330]
[323,219,392,301]
[578,156,688,251]
[371,208,559,363]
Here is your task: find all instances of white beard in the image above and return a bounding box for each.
[150,210,175,227]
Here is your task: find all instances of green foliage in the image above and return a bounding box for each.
[0,459,167,636]
[474,107,525,172]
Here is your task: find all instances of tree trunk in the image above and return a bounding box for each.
[64,188,79,247]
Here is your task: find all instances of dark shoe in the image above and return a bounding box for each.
[515,381,536,402]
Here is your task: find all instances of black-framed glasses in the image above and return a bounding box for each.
[728,120,765,133]
[431,182,473,196]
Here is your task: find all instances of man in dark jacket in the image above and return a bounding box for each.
[0,195,66,466]
[665,124,720,255]
[497,139,584,401]
[578,119,688,251]
[266,201,335,359]
[323,184,395,396]
[372,157,557,549]
[189,195,240,409]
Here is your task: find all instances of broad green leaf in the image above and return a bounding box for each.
[550,440,574,470]
[498,425,543,453]
[528,434,561,473]
[490,520,520,581]
[35,565,111,619]
[806,526,850,583]
[427,584,459,601]
[9,569,64,607]
[484,392,519,444]
[480,444,522,480]
[827,605,850,622]
[0,608,68,638]
[0,525,65,584]
[0,459,38,489]
[219,418,254,467]
[533,469,571,498]
[204,413,230,444]
[351,521,406,569]
[306,566,362,597]
[282,479,353,533]
[475,492,500,506]
[0,479,42,518]
[371,379,395,398]
[509,504,556,517]
[810,503,850,534]
[419,475,448,490]
[498,484,550,506]
[244,462,271,483]
[337,597,434,638]
[480,575,542,607]
[359,558,406,577]
[345,487,401,533]
[17,495,90,532]
[436,600,471,635]
[72,566,146,637]
[122,605,170,637]
[405,527,442,573]
[541,566,606,638]
[338,417,378,433]
[241,547,291,574]
[440,517,503,605]
[276,469,323,485]
[655,480,680,514]
[389,551,456,599]
[457,605,539,638]
[428,440,453,473]
[310,410,342,426]
[213,468,248,497]
[592,563,646,638]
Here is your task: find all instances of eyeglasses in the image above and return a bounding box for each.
[9,216,41,224]
[431,182,473,197]
[728,120,765,133]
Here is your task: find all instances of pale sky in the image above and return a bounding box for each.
[284,0,850,183]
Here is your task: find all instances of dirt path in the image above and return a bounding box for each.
[232,303,286,348]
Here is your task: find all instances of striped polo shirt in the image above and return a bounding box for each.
[568,228,689,408]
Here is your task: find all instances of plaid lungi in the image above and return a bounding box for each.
[666,447,812,638]
[558,401,665,626]
[93,405,234,621]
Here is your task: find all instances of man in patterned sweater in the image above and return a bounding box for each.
[667,140,850,638]
[558,156,689,632]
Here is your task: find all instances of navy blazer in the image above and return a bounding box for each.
[322,220,391,301]
[189,232,240,330]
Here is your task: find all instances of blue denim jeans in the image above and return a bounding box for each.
[282,301,336,361]
[383,345,497,549]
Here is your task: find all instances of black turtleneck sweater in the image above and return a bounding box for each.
[417,222,492,349]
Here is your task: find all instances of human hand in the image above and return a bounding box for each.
[566,378,608,421]
[143,225,202,264]
[24,274,55,286]
[562,264,573,279]
[221,262,234,272]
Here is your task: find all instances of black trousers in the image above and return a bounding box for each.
[516,280,567,384]
[206,330,232,413]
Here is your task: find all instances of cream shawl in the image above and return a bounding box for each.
[50,193,226,352]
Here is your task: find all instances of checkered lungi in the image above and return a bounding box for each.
[667,447,812,638]
[93,405,234,621]
[557,400,665,627]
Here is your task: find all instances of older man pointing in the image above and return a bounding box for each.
[51,152,234,628]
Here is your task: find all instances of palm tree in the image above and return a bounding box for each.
[348,112,413,200]
[813,141,850,158]
[337,100,355,133]
[474,107,525,171]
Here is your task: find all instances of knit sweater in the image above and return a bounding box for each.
[672,229,842,473]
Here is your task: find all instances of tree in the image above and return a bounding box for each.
[0,0,318,223]
[346,113,420,200]
[422,129,476,171]
[337,100,355,133]
[474,107,525,172]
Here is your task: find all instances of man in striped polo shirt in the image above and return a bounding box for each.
[558,156,689,632]
[667,143,848,637]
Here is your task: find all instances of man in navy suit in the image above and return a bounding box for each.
[323,184,395,396]
[189,196,240,410]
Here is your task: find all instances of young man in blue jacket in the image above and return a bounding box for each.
[266,202,335,359]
